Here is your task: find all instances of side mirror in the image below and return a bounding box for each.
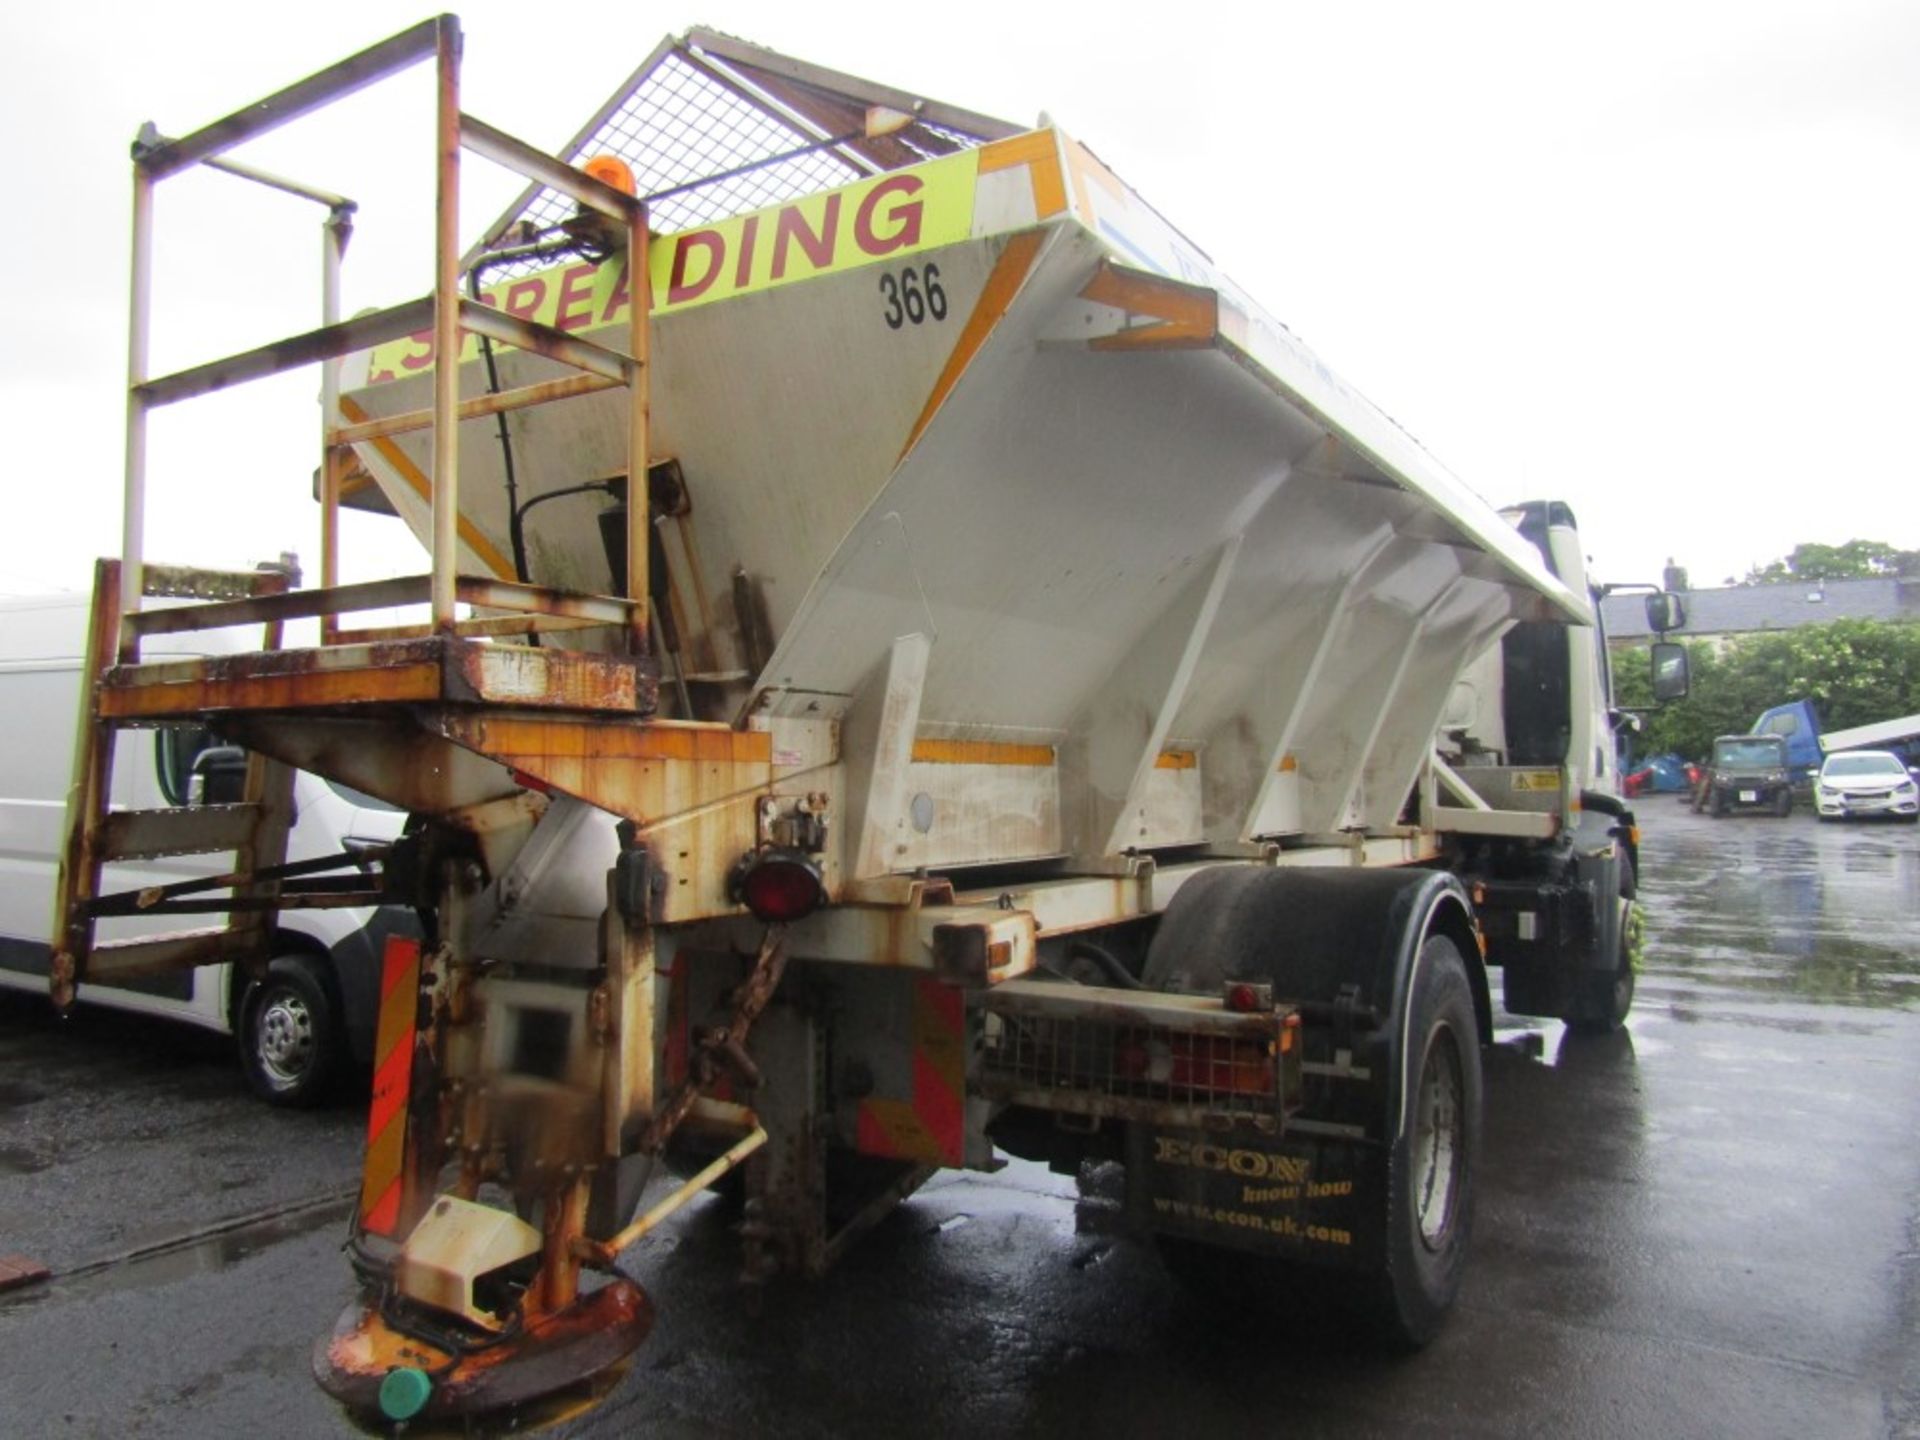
[188,745,249,806]
[1645,592,1686,634]
[1650,642,1690,702]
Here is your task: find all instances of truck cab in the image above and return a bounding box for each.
[1437,501,1646,1030]
[1750,700,1824,788]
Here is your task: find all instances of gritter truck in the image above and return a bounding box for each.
[53,17,1688,1424]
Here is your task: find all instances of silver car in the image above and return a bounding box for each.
[1815,749,1920,822]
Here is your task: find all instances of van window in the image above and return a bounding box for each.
[155,724,217,806]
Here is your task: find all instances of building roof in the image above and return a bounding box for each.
[1602,577,1920,641]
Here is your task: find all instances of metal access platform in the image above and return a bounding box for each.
[63,10,674,973]
[58,16,715,1417]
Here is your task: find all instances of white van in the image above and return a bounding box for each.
[0,592,413,1105]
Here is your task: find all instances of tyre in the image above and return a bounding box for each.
[1363,934,1482,1348]
[1566,852,1636,1036]
[1774,790,1792,818]
[1710,790,1727,818]
[238,957,342,1107]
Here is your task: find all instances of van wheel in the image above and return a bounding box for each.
[239,958,341,1108]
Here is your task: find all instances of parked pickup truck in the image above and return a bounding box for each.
[1698,734,1793,817]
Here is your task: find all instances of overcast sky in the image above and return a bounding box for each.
[0,1,1913,597]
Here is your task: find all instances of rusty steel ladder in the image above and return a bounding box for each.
[48,559,299,1010]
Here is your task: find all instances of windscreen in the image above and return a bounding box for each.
[1822,753,1905,778]
[1713,738,1784,767]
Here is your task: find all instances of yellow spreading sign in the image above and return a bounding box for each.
[367,149,981,382]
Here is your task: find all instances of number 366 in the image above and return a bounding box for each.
[879,264,948,329]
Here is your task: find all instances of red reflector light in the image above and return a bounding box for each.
[1168,1035,1274,1095]
[1226,983,1261,1013]
[737,849,825,923]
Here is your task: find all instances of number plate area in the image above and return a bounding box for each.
[1739,789,1758,803]
[973,981,1302,1133]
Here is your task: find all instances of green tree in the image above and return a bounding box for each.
[1614,618,1920,762]
[1740,540,1920,585]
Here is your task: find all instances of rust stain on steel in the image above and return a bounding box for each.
[97,636,659,720]
[430,715,768,911]
[53,558,126,1004]
[314,1276,652,1421]
[639,929,787,1154]
[454,577,638,626]
[0,1255,51,1294]
[448,643,642,711]
[99,661,444,718]
[442,715,771,764]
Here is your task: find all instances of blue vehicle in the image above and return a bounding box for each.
[1751,700,1920,788]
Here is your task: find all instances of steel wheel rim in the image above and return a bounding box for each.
[257,989,315,1086]
[1411,1024,1463,1251]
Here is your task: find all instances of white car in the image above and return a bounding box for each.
[1814,749,1920,823]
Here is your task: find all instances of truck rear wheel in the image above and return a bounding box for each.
[1141,868,1485,1350]
[1157,936,1480,1348]
[1365,934,1480,1347]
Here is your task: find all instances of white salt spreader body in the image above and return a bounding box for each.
[59,18,1685,1423]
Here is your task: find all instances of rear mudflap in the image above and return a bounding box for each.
[1125,1125,1382,1269]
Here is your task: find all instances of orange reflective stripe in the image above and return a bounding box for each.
[913,979,965,1164]
[858,980,967,1165]
[977,130,1068,218]
[900,228,1045,460]
[359,937,419,1239]
[856,1098,936,1159]
[1081,261,1217,351]
[910,739,1055,767]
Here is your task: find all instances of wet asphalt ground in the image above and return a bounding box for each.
[2,801,1916,1439]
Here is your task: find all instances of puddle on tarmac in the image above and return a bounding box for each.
[0,1143,55,1175]
[0,1197,352,1311]
[1492,1014,1666,1069]
[1641,822,1920,1010]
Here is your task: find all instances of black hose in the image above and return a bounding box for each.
[466,268,530,586]
[1066,939,1145,989]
